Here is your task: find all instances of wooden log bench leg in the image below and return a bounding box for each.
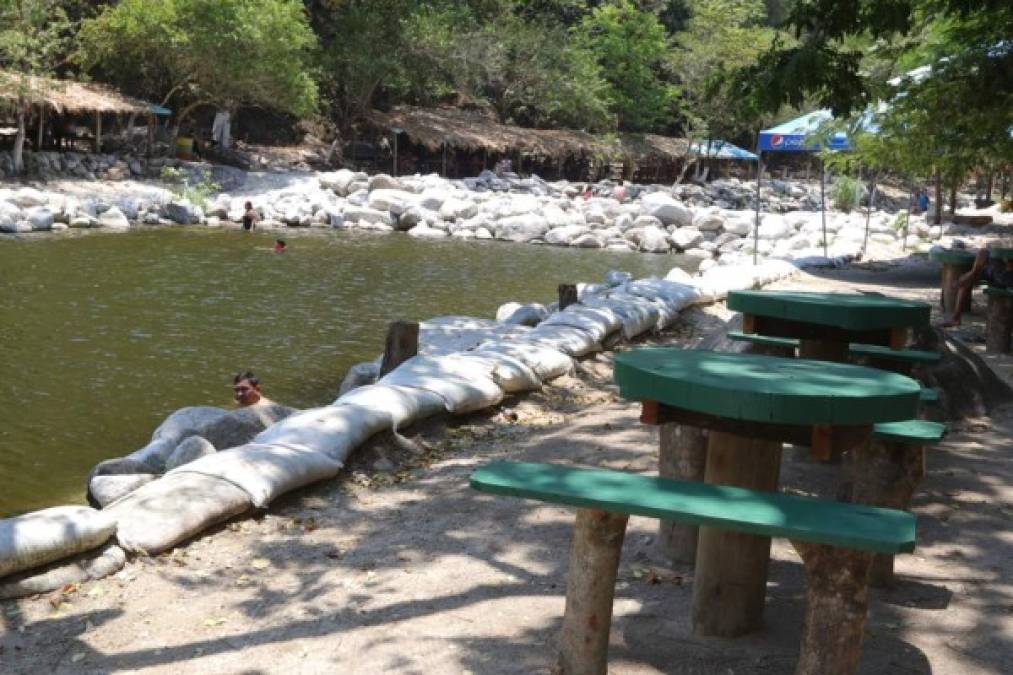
[692,431,782,637]
[845,437,925,588]
[986,292,1013,354]
[658,423,707,566]
[792,542,874,675]
[558,508,629,675]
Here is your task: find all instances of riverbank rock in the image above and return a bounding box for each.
[98,206,131,229]
[165,435,218,470]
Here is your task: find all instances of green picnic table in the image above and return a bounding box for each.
[728,290,931,361]
[615,348,920,638]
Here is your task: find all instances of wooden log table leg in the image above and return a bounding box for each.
[792,542,874,675]
[558,508,629,675]
[941,263,972,314]
[986,292,1013,354]
[658,424,707,565]
[798,338,848,362]
[692,431,782,637]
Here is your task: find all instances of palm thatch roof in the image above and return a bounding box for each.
[365,107,691,164]
[0,70,151,114]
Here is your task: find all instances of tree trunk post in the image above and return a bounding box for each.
[986,293,1013,354]
[95,112,102,154]
[379,321,419,377]
[864,441,925,587]
[792,542,874,675]
[692,430,782,637]
[558,284,579,311]
[36,104,45,150]
[13,101,26,174]
[934,170,943,225]
[558,508,629,675]
[941,262,973,314]
[798,338,849,362]
[658,424,707,565]
[820,159,828,259]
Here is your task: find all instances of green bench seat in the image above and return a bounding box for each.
[873,419,947,444]
[727,331,941,365]
[472,462,915,554]
[919,388,939,403]
[471,461,916,675]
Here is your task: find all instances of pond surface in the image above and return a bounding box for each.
[1,228,677,515]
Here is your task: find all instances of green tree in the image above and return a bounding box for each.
[577,0,678,132]
[671,0,777,177]
[78,0,318,133]
[0,0,73,173]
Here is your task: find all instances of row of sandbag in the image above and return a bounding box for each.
[0,260,801,597]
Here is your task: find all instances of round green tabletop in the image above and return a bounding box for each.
[615,348,920,426]
[727,290,931,332]
[929,248,977,265]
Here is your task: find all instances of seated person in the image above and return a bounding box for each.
[942,247,1013,326]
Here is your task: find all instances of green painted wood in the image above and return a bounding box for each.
[471,462,917,554]
[987,248,1013,260]
[873,420,947,444]
[919,388,939,403]
[850,343,941,363]
[929,249,977,265]
[728,290,931,331]
[727,331,800,349]
[614,348,920,425]
[985,286,1013,297]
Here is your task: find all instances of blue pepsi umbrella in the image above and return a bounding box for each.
[758,110,852,152]
[690,139,758,161]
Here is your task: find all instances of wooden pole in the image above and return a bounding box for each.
[792,542,874,675]
[442,141,447,177]
[36,104,45,150]
[95,113,102,154]
[754,154,762,265]
[658,424,707,565]
[941,262,973,314]
[392,132,398,177]
[379,321,419,376]
[692,430,782,637]
[558,508,628,675]
[558,284,579,311]
[934,169,943,225]
[821,159,828,258]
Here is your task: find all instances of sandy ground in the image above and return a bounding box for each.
[2,259,1012,674]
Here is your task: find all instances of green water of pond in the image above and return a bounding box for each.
[1,228,677,515]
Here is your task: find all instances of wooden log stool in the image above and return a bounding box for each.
[929,249,977,315]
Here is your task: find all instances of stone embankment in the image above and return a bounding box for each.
[2,157,956,270]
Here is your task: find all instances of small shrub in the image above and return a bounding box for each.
[891,212,908,232]
[160,166,220,209]
[832,175,865,213]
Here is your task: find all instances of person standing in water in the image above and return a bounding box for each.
[232,370,274,407]
[241,202,258,231]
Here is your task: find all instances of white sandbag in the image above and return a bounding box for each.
[697,266,760,300]
[253,403,392,461]
[334,384,445,429]
[419,316,531,356]
[624,278,702,312]
[448,351,542,393]
[522,324,600,357]
[583,293,659,339]
[0,542,126,600]
[89,473,158,508]
[495,302,549,326]
[604,270,632,287]
[541,305,622,343]
[474,341,574,381]
[106,472,252,555]
[0,506,117,579]
[576,283,607,300]
[173,443,343,508]
[379,354,505,414]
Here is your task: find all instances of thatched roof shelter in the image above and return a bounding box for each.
[365,107,690,164]
[0,70,150,114]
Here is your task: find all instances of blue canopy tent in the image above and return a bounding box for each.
[690,139,759,161]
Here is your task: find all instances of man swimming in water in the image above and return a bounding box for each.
[232,370,274,407]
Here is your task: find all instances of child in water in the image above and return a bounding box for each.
[273,239,286,253]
